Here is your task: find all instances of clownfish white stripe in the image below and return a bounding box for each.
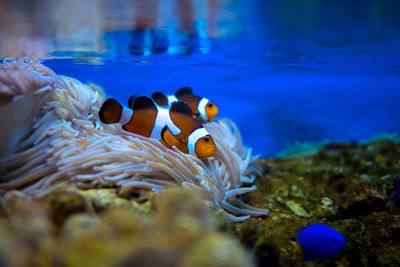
[188,128,210,155]
[198,98,209,120]
[167,95,179,105]
[120,106,133,125]
[151,106,181,139]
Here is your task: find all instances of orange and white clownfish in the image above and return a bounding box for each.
[128,87,218,123]
[99,96,216,158]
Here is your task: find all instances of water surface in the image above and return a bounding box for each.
[2,0,399,156]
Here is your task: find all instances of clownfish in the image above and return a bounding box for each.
[128,87,218,123]
[98,96,216,158]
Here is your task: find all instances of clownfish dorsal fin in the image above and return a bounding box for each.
[128,94,138,109]
[175,86,193,97]
[99,98,123,124]
[151,91,169,106]
[132,96,156,111]
[170,101,192,116]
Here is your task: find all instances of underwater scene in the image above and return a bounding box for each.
[0,0,399,266]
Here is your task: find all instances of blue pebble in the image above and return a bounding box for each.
[298,223,346,262]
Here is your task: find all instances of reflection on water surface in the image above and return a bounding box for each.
[1,0,399,156]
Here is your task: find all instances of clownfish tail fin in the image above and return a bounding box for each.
[151,91,168,106]
[175,86,193,97]
[128,94,138,109]
[99,98,123,124]
[160,126,182,148]
[170,101,192,116]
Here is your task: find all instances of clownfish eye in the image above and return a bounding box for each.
[204,137,210,142]
[207,103,213,108]
[193,113,199,119]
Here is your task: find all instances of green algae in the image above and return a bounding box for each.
[285,200,312,217]
[360,132,400,145]
[278,140,330,158]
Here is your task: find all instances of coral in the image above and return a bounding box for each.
[235,140,400,266]
[0,64,267,221]
[0,188,254,267]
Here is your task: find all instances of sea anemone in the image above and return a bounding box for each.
[0,63,268,221]
[0,60,57,158]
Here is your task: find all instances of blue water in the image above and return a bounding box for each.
[42,0,400,157]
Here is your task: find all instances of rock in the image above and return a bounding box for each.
[240,139,400,266]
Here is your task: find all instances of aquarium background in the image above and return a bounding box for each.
[2,0,399,157]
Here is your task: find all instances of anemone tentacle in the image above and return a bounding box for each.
[0,65,268,221]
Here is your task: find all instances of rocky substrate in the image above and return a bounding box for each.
[1,137,399,266]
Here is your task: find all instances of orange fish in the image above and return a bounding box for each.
[99,96,216,158]
[128,87,218,123]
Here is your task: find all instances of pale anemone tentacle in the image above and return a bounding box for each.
[0,73,268,222]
